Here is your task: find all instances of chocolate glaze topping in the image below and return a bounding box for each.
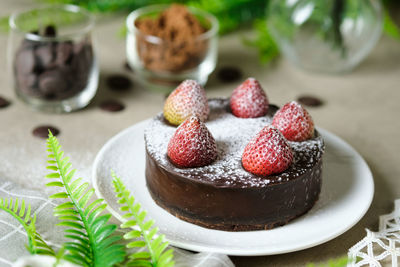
[145,99,324,188]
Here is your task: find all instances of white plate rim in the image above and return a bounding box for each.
[92,119,374,256]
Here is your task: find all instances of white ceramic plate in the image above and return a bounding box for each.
[92,120,374,256]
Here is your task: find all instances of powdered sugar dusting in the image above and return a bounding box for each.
[145,99,324,188]
[163,80,209,125]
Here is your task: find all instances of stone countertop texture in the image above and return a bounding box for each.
[1,1,400,266]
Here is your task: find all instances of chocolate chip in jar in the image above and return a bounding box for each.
[74,39,93,64]
[35,44,55,68]
[38,69,68,99]
[70,50,91,85]
[43,25,57,37]
[72,42,93,74]
[55,41,74,65]
[15,48,36,74]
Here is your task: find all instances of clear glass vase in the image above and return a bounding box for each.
[268,0,383,73]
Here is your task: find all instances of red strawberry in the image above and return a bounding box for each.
[164,80,209,126]
[167,116,217,167]
[272,101,314,142]
[230,78,269,118]
[242,125,293,176]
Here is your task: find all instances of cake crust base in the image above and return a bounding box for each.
[148,187,320,231]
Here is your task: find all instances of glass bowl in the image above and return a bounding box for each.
[126,4,219,92]
[9,4,98,112]
[268,0,383,74]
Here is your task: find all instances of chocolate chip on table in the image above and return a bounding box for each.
[99,100,125,112]
[32,125,60,138]
[106,74,132,91]
[0,96,11,108]
[217,66,243,83]
[297,95,324,107]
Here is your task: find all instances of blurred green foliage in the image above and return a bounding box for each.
[42,0,268,34]
[384,11,400,40]
[1,0,399,64]
[243,19,279,64]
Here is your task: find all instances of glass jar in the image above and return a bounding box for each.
[9,5,98,112]
[268,0,383,73]
[126,4,219,92]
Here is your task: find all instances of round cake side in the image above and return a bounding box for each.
[144,98,324,231]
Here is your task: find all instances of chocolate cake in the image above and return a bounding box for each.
[144,98,324,231]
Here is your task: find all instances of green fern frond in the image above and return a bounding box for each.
[307,256,349,267]
[0,197,55,256]
[53,246,66,267]
[46,132,126,267]
[112,172,175,267]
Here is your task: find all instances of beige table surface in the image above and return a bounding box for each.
[1,1,400,266]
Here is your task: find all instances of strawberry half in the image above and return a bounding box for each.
[242,125,293,176]
[164,80,209,126]
[272,101,314,142]
[230,77,269,118]
[167,116,217,168]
